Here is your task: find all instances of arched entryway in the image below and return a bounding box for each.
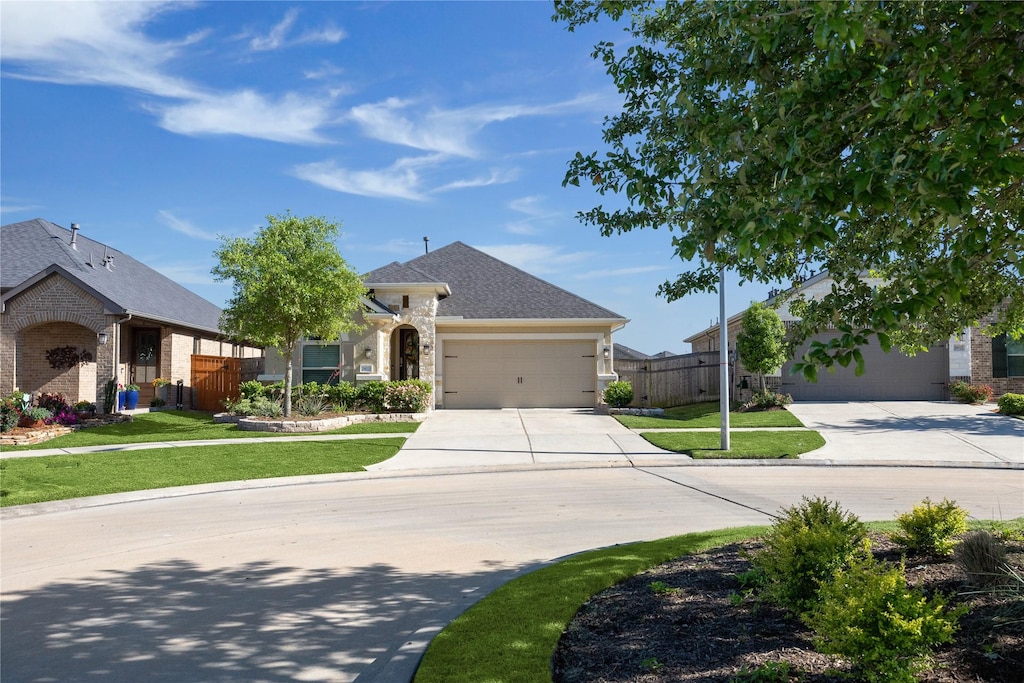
[18,321,99,404]
[390,326,420,380]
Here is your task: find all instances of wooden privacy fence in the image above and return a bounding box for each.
[192,354,241,412]
[614,352,722,407]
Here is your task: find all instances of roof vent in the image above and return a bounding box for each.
[70,223,80,250]
[102,248,115,270]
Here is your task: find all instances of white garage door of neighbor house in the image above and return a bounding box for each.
[780,333,949,401]
[442,341,597,409]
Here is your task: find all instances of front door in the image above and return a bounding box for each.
[398,328,419,380]
[132,328,160,405]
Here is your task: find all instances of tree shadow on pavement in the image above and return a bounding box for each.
[1,558,521,682]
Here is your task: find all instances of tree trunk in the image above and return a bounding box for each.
[282,342,295,417]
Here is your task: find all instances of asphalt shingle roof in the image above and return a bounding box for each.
[364,241,626,321]
[2,218,223,332]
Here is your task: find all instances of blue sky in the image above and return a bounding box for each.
[1,1,775,354]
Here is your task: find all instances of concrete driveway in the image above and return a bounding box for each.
[788,401,1024,466]
[369,408,681,471]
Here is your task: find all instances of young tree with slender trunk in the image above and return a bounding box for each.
[736,302,788,393]
[213,212,366,417]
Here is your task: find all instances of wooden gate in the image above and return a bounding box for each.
[192,355,241,412]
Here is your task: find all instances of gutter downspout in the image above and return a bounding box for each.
[114,314,132,397]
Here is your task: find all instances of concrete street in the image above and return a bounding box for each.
[1,404,1022,682]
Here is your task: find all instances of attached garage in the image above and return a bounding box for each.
[781,333,949,401]
[442,340,598,408]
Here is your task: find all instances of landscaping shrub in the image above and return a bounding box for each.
[21,406,54,424]
[751,497,868,615]
[948,380,994,404]
[35,392,77,425]
[102,378,118,414]
[804,554,966,683]
[223,396,283,418]
[997,392,1024,415]
[295,393,329,417]
[741,389,793,411]
[0,391,26,432]
[382,379,432,412]
[324,381,357,411]
[892,497,968,556]
[954,530,1009,586]
[354,381,388,413]
[238,380,266,400]
[602,380,634,408]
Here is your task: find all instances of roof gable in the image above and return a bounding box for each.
[365,241,625,321]
[1,218,224,332]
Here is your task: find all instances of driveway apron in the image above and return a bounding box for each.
[788,401,1024,465]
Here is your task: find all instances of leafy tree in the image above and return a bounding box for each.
[213,213,366,416]
[737,301,787,392]
[556,1,1023,378]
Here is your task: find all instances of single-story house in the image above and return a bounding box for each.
[265,241,628,409]
[684,271,1023,400]
[1,218,263,410]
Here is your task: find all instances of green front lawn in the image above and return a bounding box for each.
[642,430,825,459]
[414,526,766,683]
[0,438,405,507]
[615,401,803,429]
[1,410,419,451]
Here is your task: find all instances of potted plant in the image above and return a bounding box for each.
[18,406,53,429]
[74,400,96,419]
[124,383,141,410]
[153,377,171,404]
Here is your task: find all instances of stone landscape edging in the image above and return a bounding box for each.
[233,412,426,433]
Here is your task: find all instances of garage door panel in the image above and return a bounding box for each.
[781,334,948,401]
[443,341,596,408]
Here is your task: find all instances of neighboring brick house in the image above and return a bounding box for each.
[1,218,262,409]
[684,271,1022,400]
[265,241,629,409]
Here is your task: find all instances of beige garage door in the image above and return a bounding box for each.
[781,333,948,401]
[442,341,596,408]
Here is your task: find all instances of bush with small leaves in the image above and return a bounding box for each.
[948,380,994,404]
[751,496,868,615]
[324,381,357,411]
[955,530,1009,586]
[892,497,968,556]
[238,380,266,400]
[997,392,1024,415]
[602,380,634,408]
[804,554,967,683]
[741,389,792,411]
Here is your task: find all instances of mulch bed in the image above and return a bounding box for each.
[553,533,1023,682]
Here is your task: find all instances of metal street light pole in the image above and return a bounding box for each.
[719,265,730,451]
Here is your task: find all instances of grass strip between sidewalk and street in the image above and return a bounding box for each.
[641,430,826,458]
[1,410,419,451]
[614,402,803,429]
[413,526,768,683]
[0,438,405,507]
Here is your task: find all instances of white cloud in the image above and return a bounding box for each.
[1,1,339,145]
[150,260,219,286]
[476,243,594,276]
[347,93,613,158]
[434,169,518,193]
[291,156,446,201]
[156,90,335,144]
[0,1,201,99]
[156,210,220,241]
[249,8,345,52]
[0,195,43,216]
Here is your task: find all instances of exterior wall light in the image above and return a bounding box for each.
[603,346,610,360]
[364,347,372,359]
[97,332,109,345]
[422,344,431,356]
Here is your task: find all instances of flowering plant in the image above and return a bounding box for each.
[153,378,172,388]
